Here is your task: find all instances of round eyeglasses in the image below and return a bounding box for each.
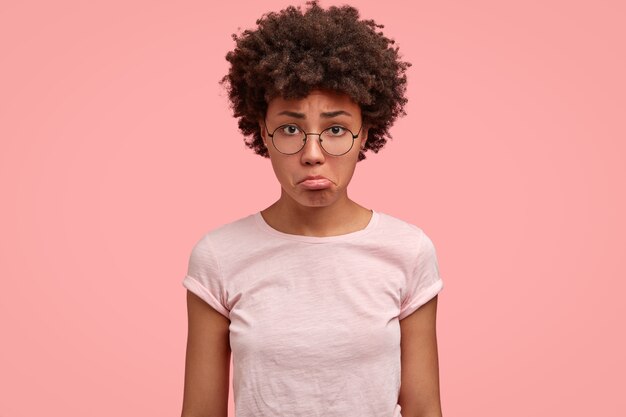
[264,120,362,156]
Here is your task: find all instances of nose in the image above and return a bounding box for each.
[300,134,325,165]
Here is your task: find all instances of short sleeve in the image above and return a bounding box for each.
[182,236,230,318]
[398,230,444,320]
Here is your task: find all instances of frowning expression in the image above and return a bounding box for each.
[260,89,368,208]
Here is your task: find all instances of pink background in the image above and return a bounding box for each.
[1,0,624,415]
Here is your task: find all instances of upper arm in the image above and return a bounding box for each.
[398,295,443,417]
[181,290,231,417]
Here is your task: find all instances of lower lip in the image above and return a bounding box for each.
[299,179,332,190]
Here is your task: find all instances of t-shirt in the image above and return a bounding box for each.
[182,209,444,417]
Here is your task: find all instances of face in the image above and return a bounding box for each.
[260,89,368,209]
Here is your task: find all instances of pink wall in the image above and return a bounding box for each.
[1,0,624,416]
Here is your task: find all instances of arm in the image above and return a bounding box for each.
[181,290,231,417]
[398,295,443,417]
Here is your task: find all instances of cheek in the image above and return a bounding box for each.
[269,158,293,182]
[340,160,359,182]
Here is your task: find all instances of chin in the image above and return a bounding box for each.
[294,190,340,207]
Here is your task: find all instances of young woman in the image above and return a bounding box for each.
[181,2,444,417]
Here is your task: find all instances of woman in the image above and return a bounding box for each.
[181,2,444,417]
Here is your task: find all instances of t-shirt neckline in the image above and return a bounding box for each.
[254,210,380,243]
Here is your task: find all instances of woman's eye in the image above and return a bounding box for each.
[327,126,346,136]
[281,125,300,135]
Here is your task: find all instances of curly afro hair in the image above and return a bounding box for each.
[220,0,411,161]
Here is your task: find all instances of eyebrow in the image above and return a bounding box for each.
[276,110,353,119]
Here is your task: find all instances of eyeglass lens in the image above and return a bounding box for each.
[272,125,355,155]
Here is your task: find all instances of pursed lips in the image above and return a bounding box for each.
[298,175,333,189]
[298,175,330,183]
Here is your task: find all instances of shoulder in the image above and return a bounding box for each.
[375,210,429,243]
[190,212,259,256]
[374,210,441,262]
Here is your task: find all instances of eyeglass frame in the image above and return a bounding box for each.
[263,118,363,156]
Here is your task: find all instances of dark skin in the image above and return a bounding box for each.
[258,90,371,237]
[181,91,443,417]
[181,291,231,417]
[399,295,443,417]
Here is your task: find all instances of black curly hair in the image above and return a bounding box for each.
[220,0,411,161]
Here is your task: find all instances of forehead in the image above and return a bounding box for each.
[267,89,360,115]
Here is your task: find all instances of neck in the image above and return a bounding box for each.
[261,189,371,237]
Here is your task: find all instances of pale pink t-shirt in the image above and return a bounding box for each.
[182,210,444,417]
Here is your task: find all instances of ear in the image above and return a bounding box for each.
[359,125,369,150]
